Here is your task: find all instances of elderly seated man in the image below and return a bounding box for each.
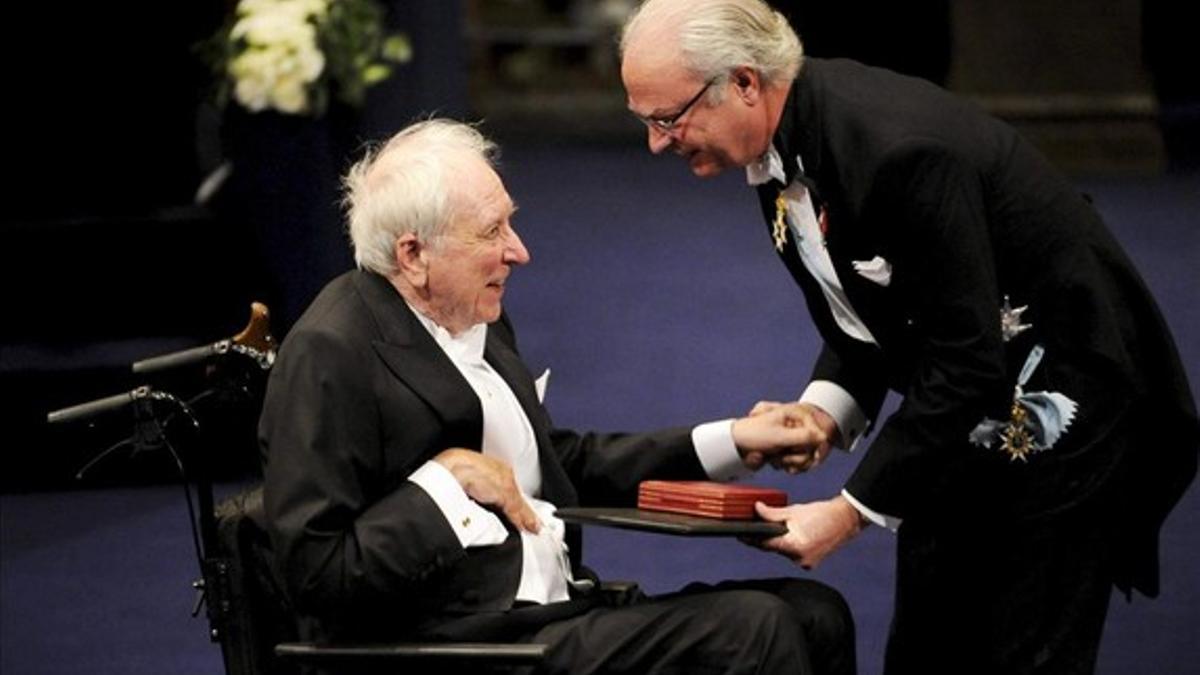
[259,118,855,675]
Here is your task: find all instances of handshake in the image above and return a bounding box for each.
[731,401,839,474]
[434,400,859,571]
[434,400,840,536]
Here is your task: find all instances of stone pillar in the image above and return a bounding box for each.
[948,0,1164,173]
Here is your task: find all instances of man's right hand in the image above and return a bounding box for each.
[736,401,838,472]
[751,495,866,569]
[434,448,541,533]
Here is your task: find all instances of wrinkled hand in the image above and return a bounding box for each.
[434,448,540,533]
[735,401,836,472]
[749,495,864,569]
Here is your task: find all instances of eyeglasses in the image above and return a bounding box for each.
[636,78,716,133]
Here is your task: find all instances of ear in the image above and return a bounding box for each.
[732,66,761,104]
[393,232,429,288]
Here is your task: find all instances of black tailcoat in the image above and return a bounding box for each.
[756,58,1198,596]
[259,270,706,642]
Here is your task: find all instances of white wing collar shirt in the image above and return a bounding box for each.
[405,306,751,604]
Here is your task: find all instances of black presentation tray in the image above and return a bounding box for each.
[555,507,786,537]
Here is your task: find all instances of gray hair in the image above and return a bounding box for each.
[620,0,803,91]
[343,119,498,277]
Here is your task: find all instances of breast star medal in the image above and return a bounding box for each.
[1000,295,1032,342]
[772,191,789,251]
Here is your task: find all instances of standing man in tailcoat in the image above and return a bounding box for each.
[619,1,1199,671]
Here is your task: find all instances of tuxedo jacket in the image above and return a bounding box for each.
[259,270,706,641]
[756,58,1198,595]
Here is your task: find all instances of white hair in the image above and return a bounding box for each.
[621,0,803,92]
[343,119,498,277]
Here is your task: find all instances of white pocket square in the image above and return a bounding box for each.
[852,256,892,287]
[534,368,551,403]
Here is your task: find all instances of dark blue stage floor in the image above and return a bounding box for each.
[3,144,1197,673]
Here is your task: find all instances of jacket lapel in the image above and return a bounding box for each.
[351,271,577,505]
[771,63,904,354]
[484,327,578,507]
[765,78,851,349]
[353,271,484,450]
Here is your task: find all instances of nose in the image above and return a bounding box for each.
[503,227,531,265]
[647,125,673,154]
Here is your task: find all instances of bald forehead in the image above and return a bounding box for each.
[366,138,480,190]
[622,0,687,58]
[623,32,679,74]
[449,153,503,201]
[622,11,685,81]
[622,9,698,113]
[447,153,512,225]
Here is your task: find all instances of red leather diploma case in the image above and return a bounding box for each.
[637,480,787,520]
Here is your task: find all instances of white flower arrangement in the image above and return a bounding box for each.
[205,0,410,117]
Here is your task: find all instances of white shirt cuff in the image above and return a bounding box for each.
[692,419,752,481]
[408,461,508,548]
[800,380,869,450]
[841,489,902,532]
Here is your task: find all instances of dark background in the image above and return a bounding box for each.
[1,1,1196,673]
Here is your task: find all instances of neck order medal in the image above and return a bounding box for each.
[772,191,789,251]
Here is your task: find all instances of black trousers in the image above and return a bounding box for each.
[880,357,1135,675]
[525,577,855,675]
[884,510,1113,675]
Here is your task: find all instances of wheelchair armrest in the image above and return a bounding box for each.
[274,641,547,665]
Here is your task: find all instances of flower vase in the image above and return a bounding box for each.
[220,107,359,335]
